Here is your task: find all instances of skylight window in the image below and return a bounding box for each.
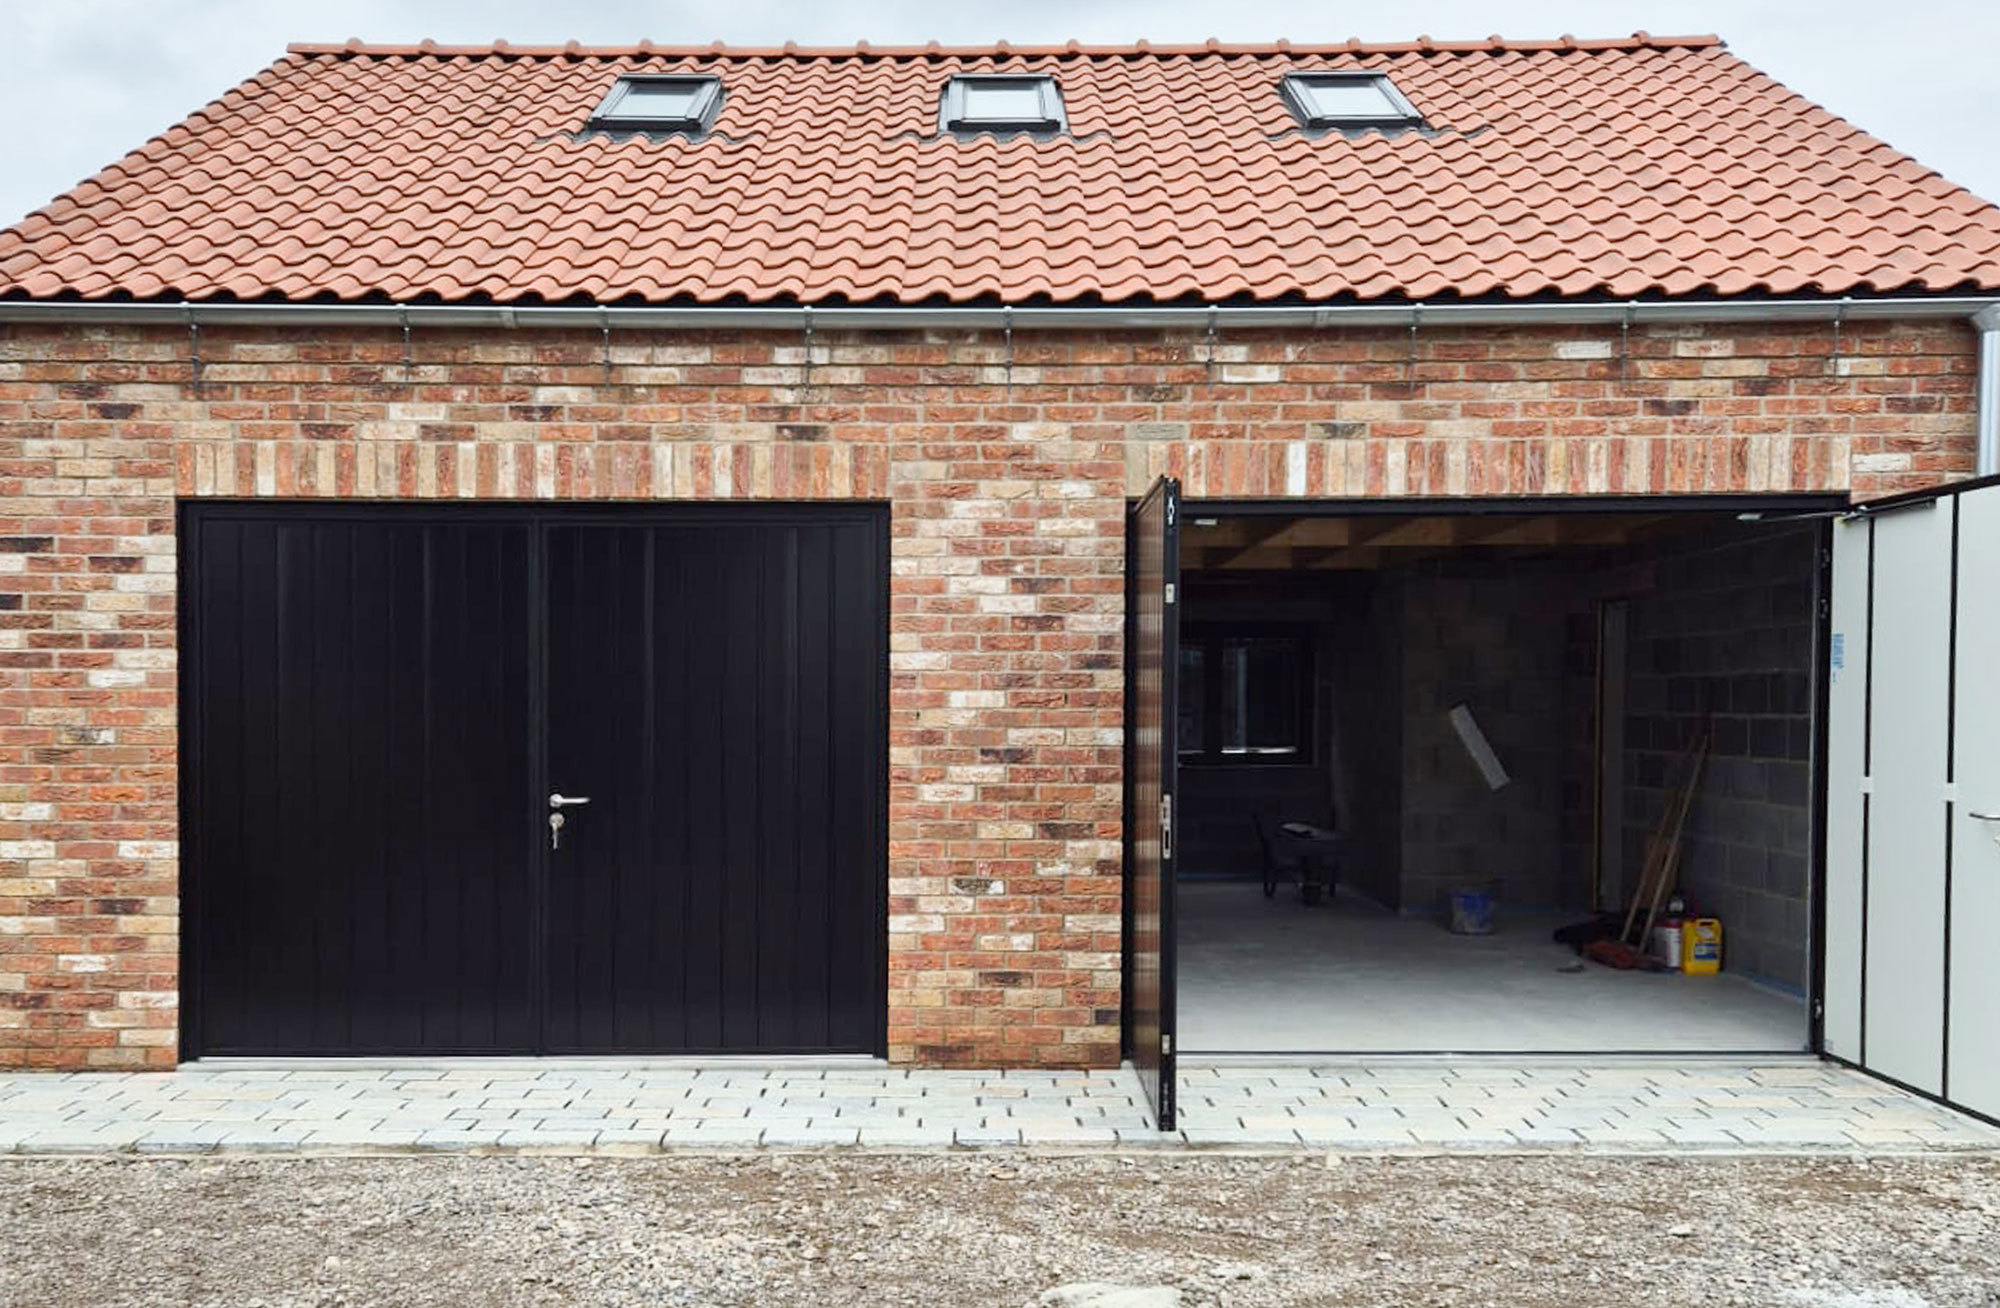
[587,75,724,134]
[940,74,1066,134]
[1280,72,1422,129]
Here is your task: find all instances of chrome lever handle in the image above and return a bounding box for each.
[549,793,592,808]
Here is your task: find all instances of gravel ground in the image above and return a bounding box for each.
[2,1153,1998,1307]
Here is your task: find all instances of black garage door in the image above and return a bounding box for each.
[181,504,887,1057]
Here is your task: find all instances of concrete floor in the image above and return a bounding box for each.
[1178,881,1809,1054]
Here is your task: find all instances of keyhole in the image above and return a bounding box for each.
[549,811,565,849]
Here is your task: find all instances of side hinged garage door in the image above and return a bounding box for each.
[1824,474,2000,1123]
[1128,477,1180,1130]
[182,504,887,1058]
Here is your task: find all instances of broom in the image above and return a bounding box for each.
[1586,722,1710,970]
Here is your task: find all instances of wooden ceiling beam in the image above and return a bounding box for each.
[1349,517,1460,548]
[1450,516,1532,545]
[1463,518,1562,546]
[1202,517,1300,568]
[1565,513,1674,544]
[1300,546,1387,570]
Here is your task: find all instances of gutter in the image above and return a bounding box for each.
[0,294,1995,331]
[1976,303,2000,477]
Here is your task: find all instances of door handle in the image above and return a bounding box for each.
[549,793,592,808]
[1970,812,2000,822]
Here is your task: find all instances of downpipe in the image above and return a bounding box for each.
[1976,303,2000,477]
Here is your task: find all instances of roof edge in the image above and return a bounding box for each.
[282,33,1724,60]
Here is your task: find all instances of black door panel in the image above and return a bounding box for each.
[540,517,887,1054]
[184,504,886,1057]
[1128,478,1181,1129]
[187,514,538,1054]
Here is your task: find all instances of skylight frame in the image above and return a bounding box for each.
[586,74,725,135]
[939,73,1067,136]
[1279,72,1423,130]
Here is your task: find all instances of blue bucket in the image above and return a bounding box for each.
[1448,888,1495,935]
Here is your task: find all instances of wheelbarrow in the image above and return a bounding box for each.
[1254,811,1342,906]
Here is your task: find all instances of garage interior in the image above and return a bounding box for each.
[1173,503,1826,1054]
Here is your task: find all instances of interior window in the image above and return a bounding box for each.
[1220,637,1305,756]
[1178,645,1207,754]
[1178,628,1312,763]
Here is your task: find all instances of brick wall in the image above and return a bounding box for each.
[0,318,1979,1068]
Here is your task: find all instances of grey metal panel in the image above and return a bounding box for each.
[1949,483,2000,1119]
[1863,500,1954,1095]
[1822,515,1871,1061]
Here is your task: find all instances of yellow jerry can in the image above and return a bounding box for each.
[1681,918,1723,975]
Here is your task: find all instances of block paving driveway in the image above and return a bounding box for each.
[1,1058,1994,1154]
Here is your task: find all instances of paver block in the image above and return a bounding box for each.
[1654,1126,1747,1147]
[498,1129,602,1148]
[763,1126,863,1146]
[1509,1127,1584,1146]
[954,1127,1024,1146]
[20,1129,151,1152]
[855,1127,957,1146]
[1018,1126,1124,1145]
[1574,1127,1672,1146]
[1111,1129,1183,1145]
[132,1135,224,1153]
[1295,1133,1424,1150]
[670,1124,766,1146]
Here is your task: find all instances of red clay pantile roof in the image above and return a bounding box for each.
[4,35,1999,306]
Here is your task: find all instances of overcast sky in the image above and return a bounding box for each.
[3,0,1996,229]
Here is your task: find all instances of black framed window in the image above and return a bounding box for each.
[1279,72,1422,130]
[939,74,1066,135]
[1178,626,1314,763]
[586,75,725,135]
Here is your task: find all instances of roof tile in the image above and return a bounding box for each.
[3,36,1997,304]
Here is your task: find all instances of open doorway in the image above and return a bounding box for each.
[1170,499,1833,1055]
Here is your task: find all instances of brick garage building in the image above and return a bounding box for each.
[2,36,1999,1126]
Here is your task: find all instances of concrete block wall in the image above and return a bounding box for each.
[1558,607,1605,912]
[1621,524,1820,989]
[1397,560,1572,913]
[0,317,1979,1068]
[1340,579,1407,911]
